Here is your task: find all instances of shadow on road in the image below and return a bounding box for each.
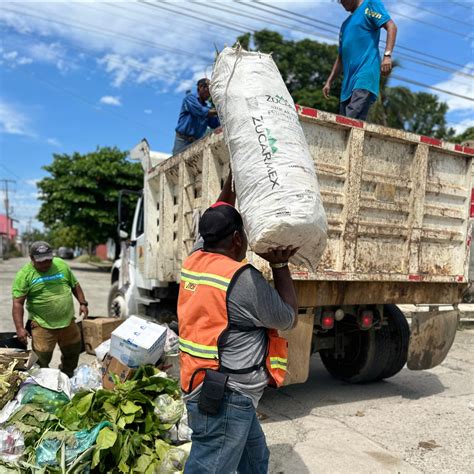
[268,443,311,474]
[259,355,445,423]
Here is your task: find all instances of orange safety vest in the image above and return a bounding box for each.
[178,250,289,394]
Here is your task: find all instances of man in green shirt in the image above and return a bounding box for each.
[12,241,89,377]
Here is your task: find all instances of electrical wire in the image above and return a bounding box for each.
[2,3,472,104]
[395,0,473,28]
[187,1,474,79]
[14,65,158,132]
[0,6,210,62]
[389,10,470,38]
[390,74,472,100]
[449,0,473,10]
[248,0,473,72]
[138,0,247,34]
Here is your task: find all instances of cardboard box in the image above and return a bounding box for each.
[102,354,135,390]
[110,315,167,368]
[81,317,124,355]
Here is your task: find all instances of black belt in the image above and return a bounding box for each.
[176,131,197,143]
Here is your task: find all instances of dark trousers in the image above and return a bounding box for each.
[31,320,82,377]
[339,88,374,121]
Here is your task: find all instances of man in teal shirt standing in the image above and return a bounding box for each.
[323,0,397,120]
[12,241,89,377]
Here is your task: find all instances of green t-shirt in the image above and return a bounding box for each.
[12,257,78,329]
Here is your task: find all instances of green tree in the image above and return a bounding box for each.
[21,228,50,245]
[238,30,456,139]
[37,147,142,249]
[237,30,341,113]
[452,126,474,144]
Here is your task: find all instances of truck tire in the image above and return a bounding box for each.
[377,305,410,380]
[108,282,127,318]
[320,316,392,383]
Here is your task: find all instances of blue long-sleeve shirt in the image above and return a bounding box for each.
[175,93,220,139]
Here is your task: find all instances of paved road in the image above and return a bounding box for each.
[1,257,473,472]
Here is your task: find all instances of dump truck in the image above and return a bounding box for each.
[108,106,474,385]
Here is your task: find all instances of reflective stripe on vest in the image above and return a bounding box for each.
[181,268,231,291]
[270,356,288,371]
[179,337,219,359]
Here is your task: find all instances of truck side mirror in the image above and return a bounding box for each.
[119,229,129,240]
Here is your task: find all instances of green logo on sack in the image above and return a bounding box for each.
[265,128,278,154]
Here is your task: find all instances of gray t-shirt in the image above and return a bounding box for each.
[184,256,295,407]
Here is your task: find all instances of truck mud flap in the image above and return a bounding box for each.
[407,310,458,370]
[280,309,315,385]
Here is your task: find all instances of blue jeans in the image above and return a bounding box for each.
[185,391,269,474]
[172,134,191,155]
[339,88,374,121]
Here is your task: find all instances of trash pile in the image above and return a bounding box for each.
[0,316,189,473]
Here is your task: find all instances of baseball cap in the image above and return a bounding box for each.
[199,203,243,244]
[30,241,54,262]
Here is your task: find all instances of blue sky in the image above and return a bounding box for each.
[0,0,473,233]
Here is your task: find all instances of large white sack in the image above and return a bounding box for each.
[210,46,327,272]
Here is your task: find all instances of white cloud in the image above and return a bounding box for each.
[99,95,122,106]
[25,179,40,187]
[0,100,35,136]
[28,41,71,72]
[433,63,474,113]
[46,137,61,147]
[144,109,152,115]
[2,49,32,66]
[450,117,474,135]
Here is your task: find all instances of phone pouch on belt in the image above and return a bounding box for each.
[198,369,228,415]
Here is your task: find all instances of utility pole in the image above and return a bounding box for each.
[1,179,16,256]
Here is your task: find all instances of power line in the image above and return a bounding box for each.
[87,2,213,43]
[390,74,473,101]
[138,0,247,34]
[199,0,473,80]
[396,0,473,28]
[6,28,193,93]
[3,2,472,107]
[15,66,158,132]
[391,9,469,38]
[1,6,210,62]
[249,0,473,72]
[0,164,21,180]
[449,0,473,10]
[202,0,474,80]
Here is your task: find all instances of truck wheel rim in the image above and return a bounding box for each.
[110,295,126,318]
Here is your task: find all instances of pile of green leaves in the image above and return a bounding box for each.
[56,366,183,472]
[0,362,27,410]
[1,366,187,473]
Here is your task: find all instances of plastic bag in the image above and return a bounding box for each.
[26,368,72,399]
[70,364,102,393]
[36,421,111,467]
[154,394,184,425]
[210,46,328,272]
[19,384,69,413]
[95,339,111,362]
[156,446,189,474]
[164,325,179,355]
[166,405,192,443]
[0,426,24,462]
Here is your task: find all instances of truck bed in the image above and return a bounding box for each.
[143,107,473,306]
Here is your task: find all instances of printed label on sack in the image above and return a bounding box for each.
[252,115,280,189]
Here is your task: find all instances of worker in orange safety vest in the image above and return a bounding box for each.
[178,172,299,474]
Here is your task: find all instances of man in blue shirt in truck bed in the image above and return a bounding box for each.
[172,78,220,155]
[323,0,398,121]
